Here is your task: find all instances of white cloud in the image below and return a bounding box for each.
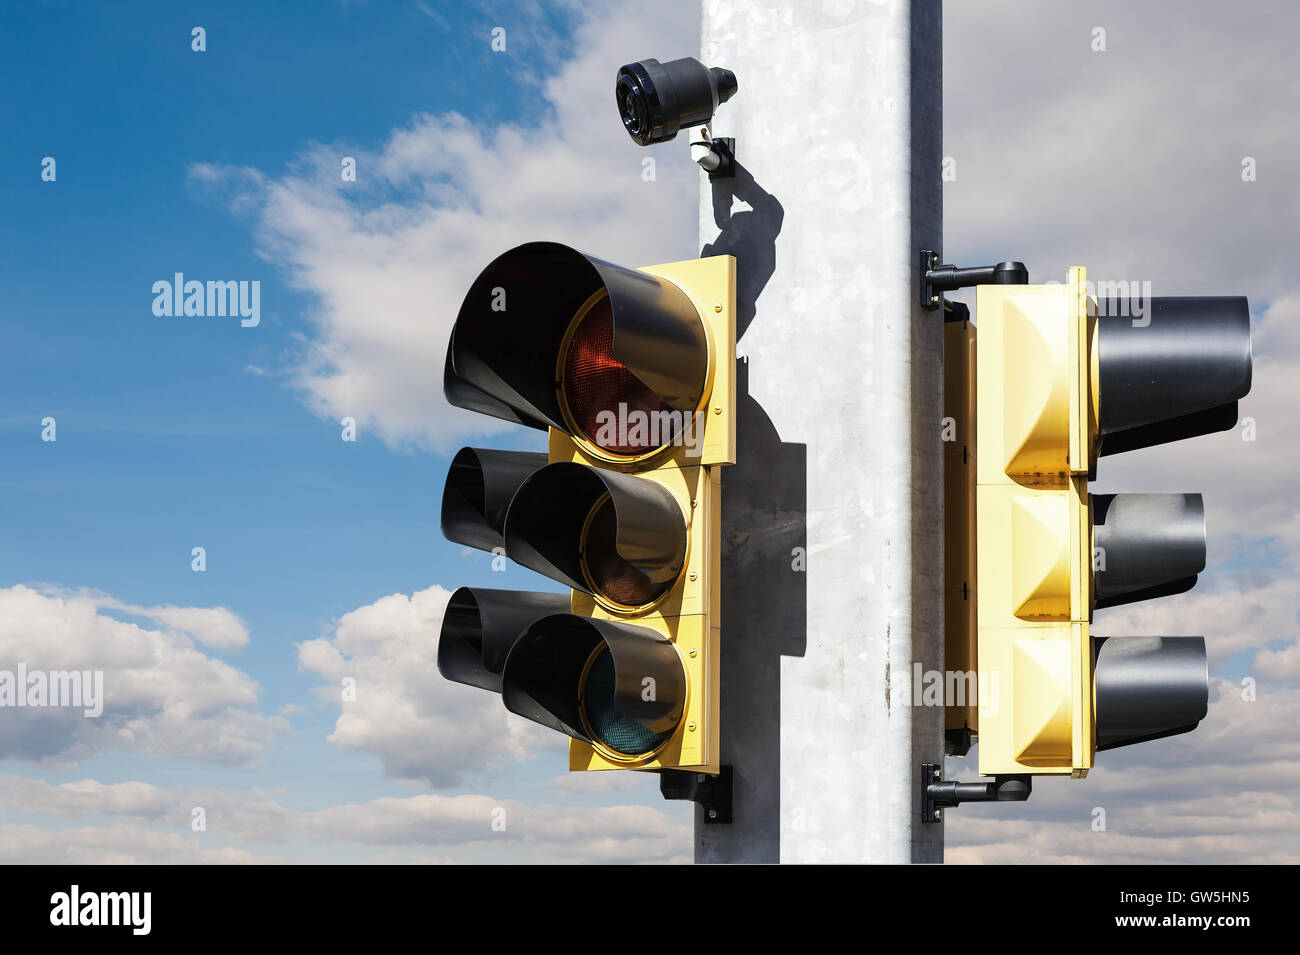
[0,825,269,865]
[194,0,700,450]
[1092,572,1300,671]
[296,584,558,787]
[0,585,281,766]
[944,0,1300,299]
[549,771,657,795]
[29,586,253,652]
[298,794,687,861]
[106,601,250,652]
[0,774,690,864]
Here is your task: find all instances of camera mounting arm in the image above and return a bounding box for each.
[688,126,735,181]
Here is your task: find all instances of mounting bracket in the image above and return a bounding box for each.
[920,250,1029,310]
[921,762,1031,823]
[707,137,736,180]
[660,765,733,824]
[689,128,735,181]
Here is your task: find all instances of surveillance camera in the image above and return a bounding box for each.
[615,57,738,146]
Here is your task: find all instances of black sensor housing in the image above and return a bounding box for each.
[616,57,738,145]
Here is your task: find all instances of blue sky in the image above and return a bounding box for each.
[1,0,576,641]
[1,1,528,734]
[0,0,699,862]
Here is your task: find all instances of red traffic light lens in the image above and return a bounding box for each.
[561,294,677,457]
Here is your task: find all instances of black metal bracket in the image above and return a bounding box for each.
[660,765,733,823]
[704,137,735,181]
[920,250,1029,310]
[920,762,1031,823]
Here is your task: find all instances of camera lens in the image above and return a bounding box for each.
[615,63,660,146]
[617,76,646,138]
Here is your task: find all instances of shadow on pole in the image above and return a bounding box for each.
[696,163,806,863]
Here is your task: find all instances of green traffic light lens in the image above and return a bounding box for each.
[581,645,671,757]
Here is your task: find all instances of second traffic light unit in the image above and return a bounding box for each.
[947,266,1251,777]
[438,243,735,773]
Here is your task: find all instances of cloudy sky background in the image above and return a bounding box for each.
[2,0,1296,862]
[941,0,1300,863]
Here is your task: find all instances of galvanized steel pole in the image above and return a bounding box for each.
[696,0,945,863]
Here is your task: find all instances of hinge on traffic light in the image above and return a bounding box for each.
[945,726,973,757]
[920,250,1029,310]
[920,763,1031,823]
[659,765,733,824]
[943,299,970,325]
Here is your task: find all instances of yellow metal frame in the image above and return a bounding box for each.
[546,439,712,621]
[555,460,721,772]
[641,256,737,468]
[556,255,737,472]
[943,320,978,739]
[545,253,735,775]
[973,268,1097,777]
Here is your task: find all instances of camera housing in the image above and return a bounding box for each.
[616,57,738,146]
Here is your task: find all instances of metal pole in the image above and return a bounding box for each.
[697,0,945,864]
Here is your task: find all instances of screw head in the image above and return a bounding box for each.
[689,647,698,658]
[713,303,723,313]
[688,721,697,732]
[688,572,698,581]
[708,809,718,819]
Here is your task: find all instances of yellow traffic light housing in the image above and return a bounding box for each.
[552,256,736,471]
[948,262,1251,781]
[555,254,732,772]
[438,244,734,776]
[554,437,722,770]
[974,267,1095,776]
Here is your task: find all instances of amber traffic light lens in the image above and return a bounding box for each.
[561,294,677,456]
[581,495,671,608]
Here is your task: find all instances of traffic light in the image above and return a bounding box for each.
[948,267,1251,777]
[437,242,735,773]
